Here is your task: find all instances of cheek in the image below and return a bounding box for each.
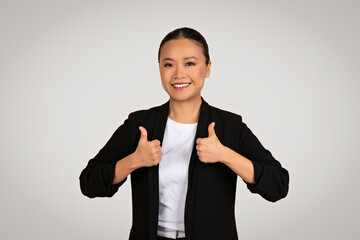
[192,68,207,79]
[159,71,167,83]
[160,71,171,88]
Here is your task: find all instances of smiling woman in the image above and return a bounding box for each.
[79,27,289,240]
[159,37,211,122]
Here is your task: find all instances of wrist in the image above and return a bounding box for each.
[219,145,233,165]
[128,151,141,171]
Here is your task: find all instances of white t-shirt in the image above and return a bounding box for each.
[158,117,198,231]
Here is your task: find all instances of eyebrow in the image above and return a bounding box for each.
[162,56,198,62]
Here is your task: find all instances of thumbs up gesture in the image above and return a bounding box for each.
[134,126,163,168]
[196,122,226,163]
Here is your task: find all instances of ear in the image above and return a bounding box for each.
[205,60,211,78]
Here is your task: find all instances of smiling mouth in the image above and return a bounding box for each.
[171,83,191,88]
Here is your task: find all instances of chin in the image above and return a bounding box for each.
[169,94,200,103]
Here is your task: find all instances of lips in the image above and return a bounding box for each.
[172,82,191,90]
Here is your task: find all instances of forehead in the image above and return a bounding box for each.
[160,38,204,59]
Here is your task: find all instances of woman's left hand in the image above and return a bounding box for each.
[196,122,226,163]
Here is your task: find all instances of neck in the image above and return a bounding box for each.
[168,96,202,124]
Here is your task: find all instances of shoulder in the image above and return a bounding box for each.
[126,102,164,122]
[208,104,243,125]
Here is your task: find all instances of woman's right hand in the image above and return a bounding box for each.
[133,126,163,168]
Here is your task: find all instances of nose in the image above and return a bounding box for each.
[174,65,186,79]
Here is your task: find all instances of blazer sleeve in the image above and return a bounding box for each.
[238,117,289,202]
[79,112,135,198]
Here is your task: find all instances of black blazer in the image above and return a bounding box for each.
[79,96,289,240]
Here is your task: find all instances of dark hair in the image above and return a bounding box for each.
[157,27,210,66]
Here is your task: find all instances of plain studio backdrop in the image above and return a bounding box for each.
[1,0,359,239]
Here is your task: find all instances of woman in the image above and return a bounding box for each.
[79,27,289,240]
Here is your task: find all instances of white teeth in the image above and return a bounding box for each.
[173,83,190,88]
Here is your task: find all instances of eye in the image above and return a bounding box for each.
[186,62,195,66]
[164,63,173,67]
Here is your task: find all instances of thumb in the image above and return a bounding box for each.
[208,122,216,137]
[139,126,148,141]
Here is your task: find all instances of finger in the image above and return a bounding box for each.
[154,152,162,163]
[154,145,162,153]
[208,122,216,137]
[196,138,201,144]
[154,150,161,159]
[139,126,148,141]
[152,139,161,146]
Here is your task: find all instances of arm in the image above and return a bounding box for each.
[79,112,163,198]
[112,124,164,185]
[112,152,137,185]
[196,119,289,202]
[79,113,135,198]
[219,147,255,184]
[237,118,289,202]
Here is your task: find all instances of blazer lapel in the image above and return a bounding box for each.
[184,96,210,237]
[147,98,169,239]
[187,96,210,185]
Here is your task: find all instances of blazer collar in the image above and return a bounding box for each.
[156,95,210,143]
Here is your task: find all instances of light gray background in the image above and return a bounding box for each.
[1,0,359,239]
